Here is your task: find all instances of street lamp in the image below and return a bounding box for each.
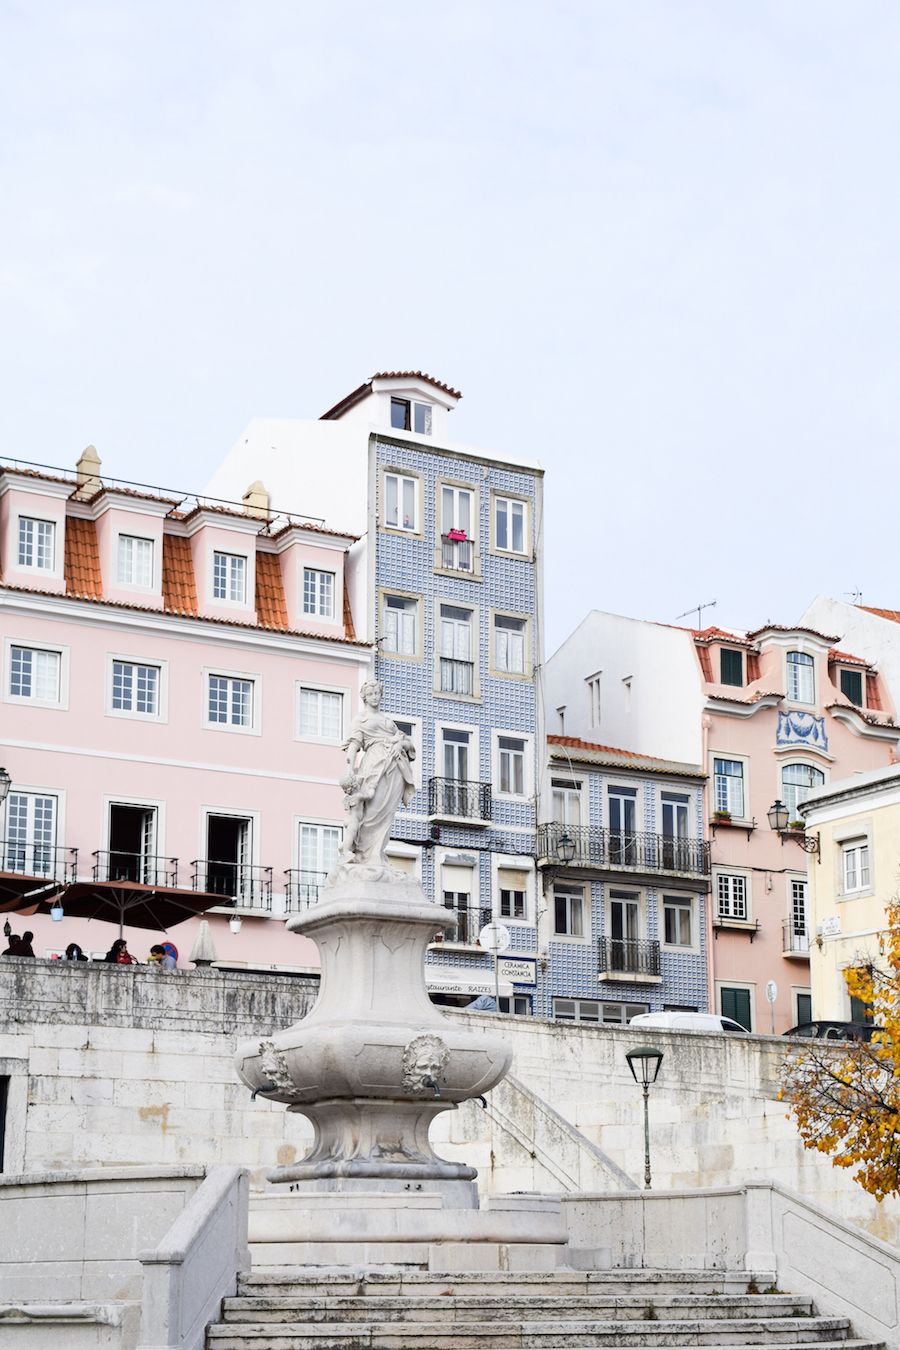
[0,767,10,804]
[556,830,576,863]
[626,1044,663,1189]
[767,799,820,856]
[229,914,243,935]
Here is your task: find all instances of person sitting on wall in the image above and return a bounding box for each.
[104,938,136,965]
[148,944,176,971]
[17,931,35,957]
[64,943,88,961]
[1,933,22,956]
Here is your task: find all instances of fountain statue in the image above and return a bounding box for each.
[234,680,512,1188]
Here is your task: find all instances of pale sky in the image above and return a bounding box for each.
[3,2,899,651]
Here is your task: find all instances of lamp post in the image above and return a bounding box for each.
[556,831,576,863]
[767,799,820,856]
[0,767,10,805]
[626,1044,663,1188]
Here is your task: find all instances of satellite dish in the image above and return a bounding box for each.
[478,922,511,955]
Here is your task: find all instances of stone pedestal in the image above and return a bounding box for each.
[235,877,512,1187]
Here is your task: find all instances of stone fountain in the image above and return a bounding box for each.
[234,684,564,1266]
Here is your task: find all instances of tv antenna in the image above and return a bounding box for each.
[676,599,717,629]
[844,587,863,605]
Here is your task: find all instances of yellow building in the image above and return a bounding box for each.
[800,764,900,1020]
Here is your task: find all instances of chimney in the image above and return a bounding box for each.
[242,479,271,521]
[75,444,102,496]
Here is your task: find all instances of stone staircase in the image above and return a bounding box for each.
[205,1268,886,1349]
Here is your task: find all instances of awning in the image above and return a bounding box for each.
[9,879,227,937]
[425,966,513,997]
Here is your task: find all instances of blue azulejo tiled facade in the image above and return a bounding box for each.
[372,434,543,1013]
[536,744,711,1022]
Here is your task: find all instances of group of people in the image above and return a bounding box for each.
[1,933,177,968]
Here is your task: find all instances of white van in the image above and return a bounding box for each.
[628,1011,748,1034]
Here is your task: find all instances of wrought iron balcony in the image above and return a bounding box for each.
[438,657,475,696]
[783,918,810,956]
[598,936,661,979]
[538,823,710,878]
[428,777,492,823]
[93,851,178,888]
[433,900,492,946]
[1,841,78,887]
[440,535,474,572]
[284,869,328,913]
[191,860,273,910]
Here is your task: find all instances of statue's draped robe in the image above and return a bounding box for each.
[344,712,415,865]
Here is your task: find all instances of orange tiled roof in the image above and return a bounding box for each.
[858,605,900,624]
[691,626,757,648]
[550,734,643,759]
[746,622,839,643]
[321,370,462,420]
[64,517,103,599]
[547,735,704,778]
[255,553,289,631]
[828,647,871,667]
[161,535,199,616]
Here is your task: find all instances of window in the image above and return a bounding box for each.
[212,551,247,603]
[498,866,528,921]
[382,594,417,655]
[790,879,807,938]
[553,885,584,938]
[495,497,527,554]
[439,604,474,695]
[610,890,639,945]
[842,839,870,893]
[493,615,526,675]
[787,650,815,703]
[384,472,418,531]
[795,991,812,1025]
[664,896,693,946]
[840,668,864,706]
[498,736,526,795]
[720,986,752,1031]
[4,792,56,875]
[553,998,649,1024]
[17,517,55,570]
[205,813,252,901]
[303,568,334,618]
[390,398,432,435]
[720,648,743,686]
[111,660,159,716]
[713,758,744,817]
[587,672,601,727]
[850,992,874,1024]
[207,674,253,728]
[298,821,341,886]
[298,687,343,740]
[441,484,473,536]
[781,763,825,819]
[117,535,153,587]
[498,995,531,1016]
[9,646,60,702]
[716,873,748,920]
[608,785,637,864]
[393,718,421,788]
[552,779,581,826]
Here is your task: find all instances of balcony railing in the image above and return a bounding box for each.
[429,777,492,822]
[598,936,661,979]
[191,860,273,910]
[438,657,475,696]
[433,901,492,946]
[93,851,178,888]
[1,841,78,886]
[440,535,474,572]
[538,823,710,877]
[284,869,328,913]
[783,918,810,955]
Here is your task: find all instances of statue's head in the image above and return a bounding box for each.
[402,1033,449,1093]
[360,679,384,709]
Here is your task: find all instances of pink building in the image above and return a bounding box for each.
[0,452,371,967]
[546,614,899,1034]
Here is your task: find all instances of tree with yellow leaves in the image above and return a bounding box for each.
[781,899,900,1201]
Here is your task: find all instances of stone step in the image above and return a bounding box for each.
[221,1294,816,1324]
[206,1315,856,1348]
[238,1269,772,1299]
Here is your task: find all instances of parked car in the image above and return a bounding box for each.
[628,1011,748,1034]
[783,1020,881,1042]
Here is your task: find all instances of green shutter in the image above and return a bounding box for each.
[721,987,752,1030]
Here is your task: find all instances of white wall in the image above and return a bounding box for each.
[544,610,705,763]
[803,595,900,716]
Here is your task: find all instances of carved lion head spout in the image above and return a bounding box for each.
[402,1032,450,1094]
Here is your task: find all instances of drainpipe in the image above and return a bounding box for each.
[702,714,715,1013]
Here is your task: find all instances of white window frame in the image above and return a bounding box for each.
[786,649,816,704]
[3,638,69,710]
[106,653,168,723]
[662,894,697,951]
[211,550,248,604]
[714,870,750,921]
[493,729,532,800]
[781,761,826,820]
[436,846,481,936]
[492,493,529,556]
[115,533,155,589]
[551,776,584,827]
[391,714,422,790]
[389,397,433,437]
[841,838,871,895]
[302,566,335,619]
[104,791,166,865]
[492,852,535,926]
[838,666,865,707]
[382,468,421,535]
[553,997,649,1024]
[295,683,345,743]
[295,816,343,887]
[384,840,422,879]
[16,515,56,572]
[552,882,588,942]
[716,980,756,1033]
[436,601,479,699]
[2,786,61,877]
[379,589,421,660]
[199,803,259,908]
[586,671,602,728]
[792,986,813,1025]
[712,754,747,819]
[202,667,260,735]
[436,477,480,576]
[490,610,529,679]
[435,720,480,786]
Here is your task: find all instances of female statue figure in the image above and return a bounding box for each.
[335,680,416,876]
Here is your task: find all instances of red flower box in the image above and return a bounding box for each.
[447,529,468,542]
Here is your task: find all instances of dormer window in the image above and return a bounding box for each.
[213,551,247,603]
[18,517,55,570]
[117,535,154,588]
[390,397,432,436]
[787,650,815,704]
[839,668,864,707]
[720,648,743,687]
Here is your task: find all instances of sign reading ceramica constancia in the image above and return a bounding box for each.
[497,957,537,985]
